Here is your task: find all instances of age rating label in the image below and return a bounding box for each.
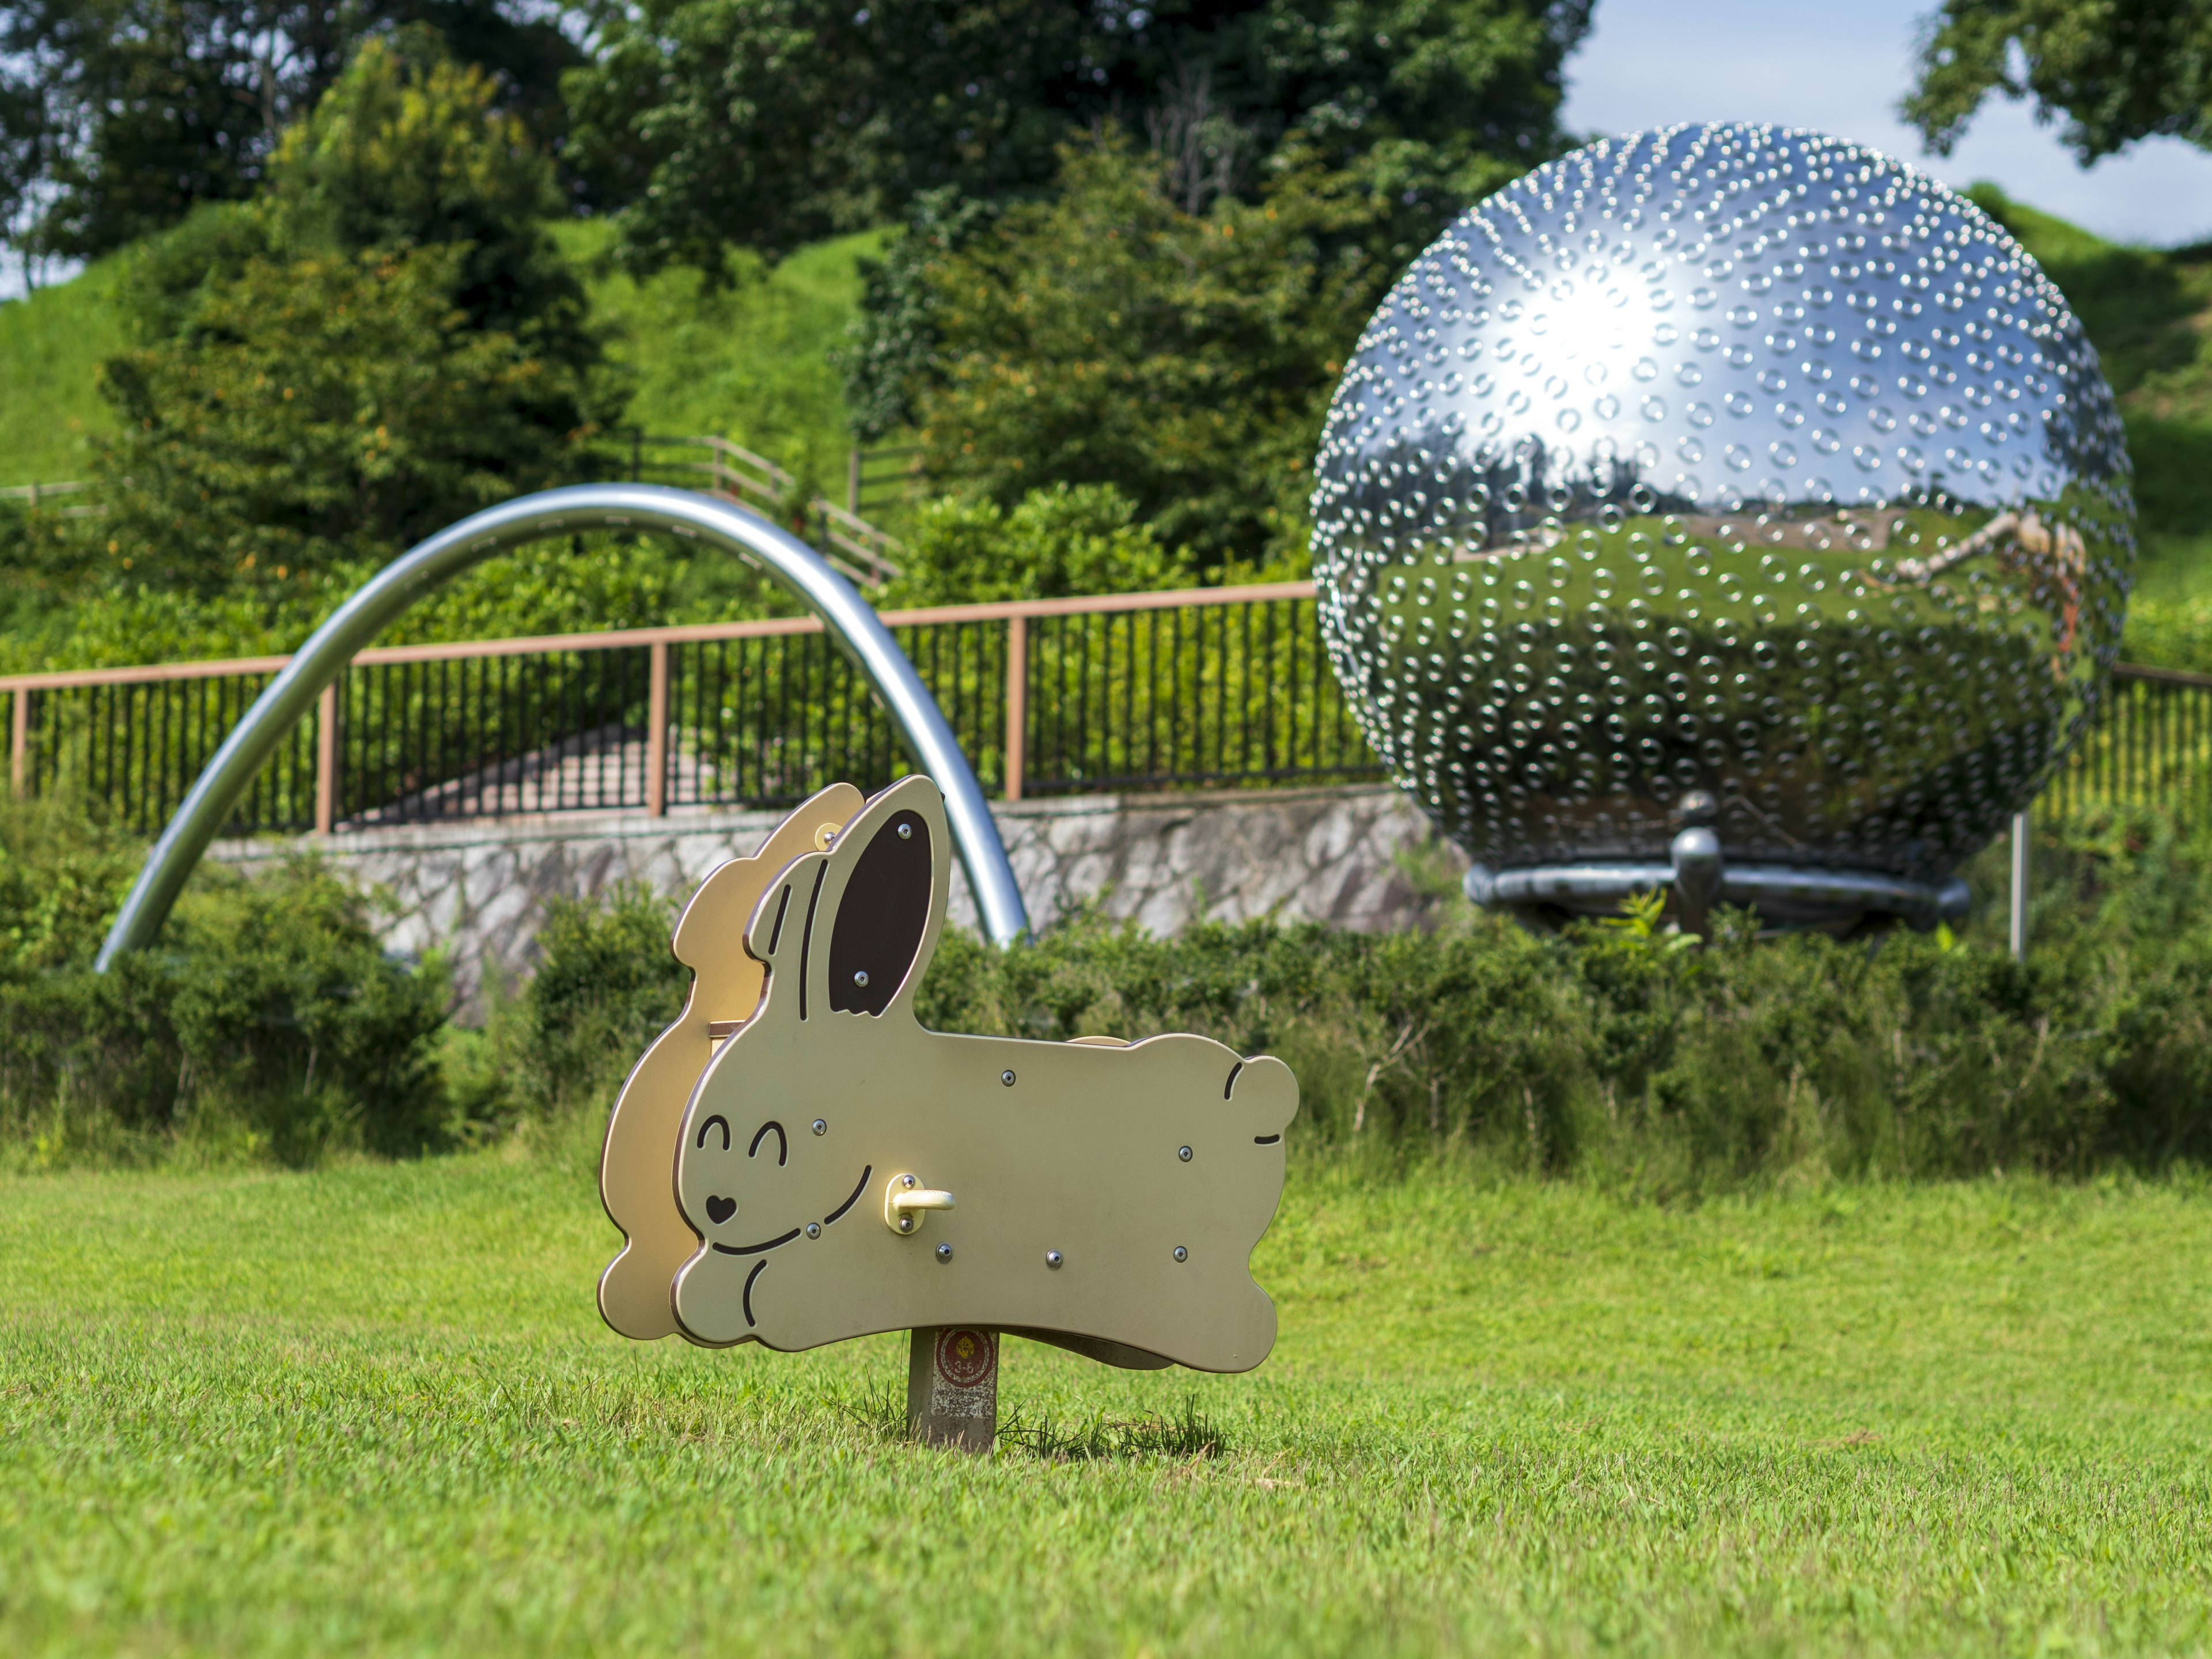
[930,1327,998,1416]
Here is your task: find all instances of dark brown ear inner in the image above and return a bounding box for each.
[826,810,931,1016]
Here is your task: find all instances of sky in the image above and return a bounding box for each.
[7,0,2212,300]
[1561,0,2212,246]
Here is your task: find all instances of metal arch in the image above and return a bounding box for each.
[93,484,1029,971]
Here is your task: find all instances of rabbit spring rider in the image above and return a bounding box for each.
[596,776,1301,1449]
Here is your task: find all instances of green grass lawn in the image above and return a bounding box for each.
[2,1145,2206,1657]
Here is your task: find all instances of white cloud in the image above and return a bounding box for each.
[1562,0,2212,247]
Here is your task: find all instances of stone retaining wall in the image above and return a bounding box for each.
[211,785,1464,1010]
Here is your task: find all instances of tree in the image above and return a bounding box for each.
[99,244,599,592]
[1904,1,2212,161]
[904,138,1396,573]
[561,0,1592,278]
[257,25,586,340]
[90,33,616,598]
[0,0,579,262]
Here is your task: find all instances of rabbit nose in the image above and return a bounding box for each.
[705,1195,736,1225]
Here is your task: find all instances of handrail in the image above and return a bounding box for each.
[633,434,907,582]
[0,581,1321,692]
[88,484,1030,968]
[2108,661,2212,690]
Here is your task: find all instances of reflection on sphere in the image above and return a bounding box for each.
[1310,123,2133,919]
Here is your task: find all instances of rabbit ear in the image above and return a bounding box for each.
[825,807,933,1015]
[807,776,950,1021]
[744,855,822,971]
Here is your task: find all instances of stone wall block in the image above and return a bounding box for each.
[214,786,1460,1014]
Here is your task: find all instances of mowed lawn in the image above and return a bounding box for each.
[1,1150,2207,1657]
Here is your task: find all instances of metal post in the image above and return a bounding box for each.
[646,639,669,817]
[1003,613,1027,802]
[2009,809,2030,960]
[907,1327,997,1452]
[314,681,338,834]
[9,689,26,799]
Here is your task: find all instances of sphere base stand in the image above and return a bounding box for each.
[1463,855,1971,936]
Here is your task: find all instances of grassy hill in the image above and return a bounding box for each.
[0,259,126,487]
[555,219,885,480]
[1968,187,2212,607]
[0,224,884,494]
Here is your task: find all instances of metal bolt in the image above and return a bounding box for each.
[805,1222,820,1239]
[897,1215,914,1233]
[812,1119,827,1136]
[935,1243,953,1263]
[854,969,869,988]
[1045,1250,1063,1269]
[1001,1070,1016,1086]
[1172,1245,1188,1263]
[1178,1145,1192,1162]
[901,1174,916,1187]
[897,823,912,839]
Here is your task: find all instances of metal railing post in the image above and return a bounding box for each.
[2009,809,2030,961]
[315,681,338,834]
[646,639,669,816]
[1003,614,1027,802]
[9,688,25,799]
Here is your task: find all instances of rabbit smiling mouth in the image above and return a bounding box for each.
[706,1164,872,1256]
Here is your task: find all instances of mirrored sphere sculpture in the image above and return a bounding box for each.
[1310,123,2134,930]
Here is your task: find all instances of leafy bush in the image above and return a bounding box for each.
[88,35,617,599]
[0,802,452,1166]
[0,31,634,675]
[508,882,686,1119]
[11,793,2209,1188]
[885,482,1194,606]
[911,815,2212,1188]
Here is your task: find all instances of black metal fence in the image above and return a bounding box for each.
[14,665,319,836]
[2034,665,2212,827]
[8,596,2206,840]
[1018,594,1375,794]
[0,588,1382,834]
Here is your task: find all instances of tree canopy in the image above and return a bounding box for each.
[90,32,616,600]
[1904,0,2212,162]
[0,0,578,263]
[899,137,1395,571]
[562,0,1593,276]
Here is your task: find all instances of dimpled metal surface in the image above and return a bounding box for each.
[1311,123,2133,893]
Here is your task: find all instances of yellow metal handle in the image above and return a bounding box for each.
[884,1173,956,1234]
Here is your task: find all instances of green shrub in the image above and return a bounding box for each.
[885,483,1194,607]
[511,882,686,1118]
[0,801,453,1166]
[10,792,2209,1188]
[911,816,2212,1188]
